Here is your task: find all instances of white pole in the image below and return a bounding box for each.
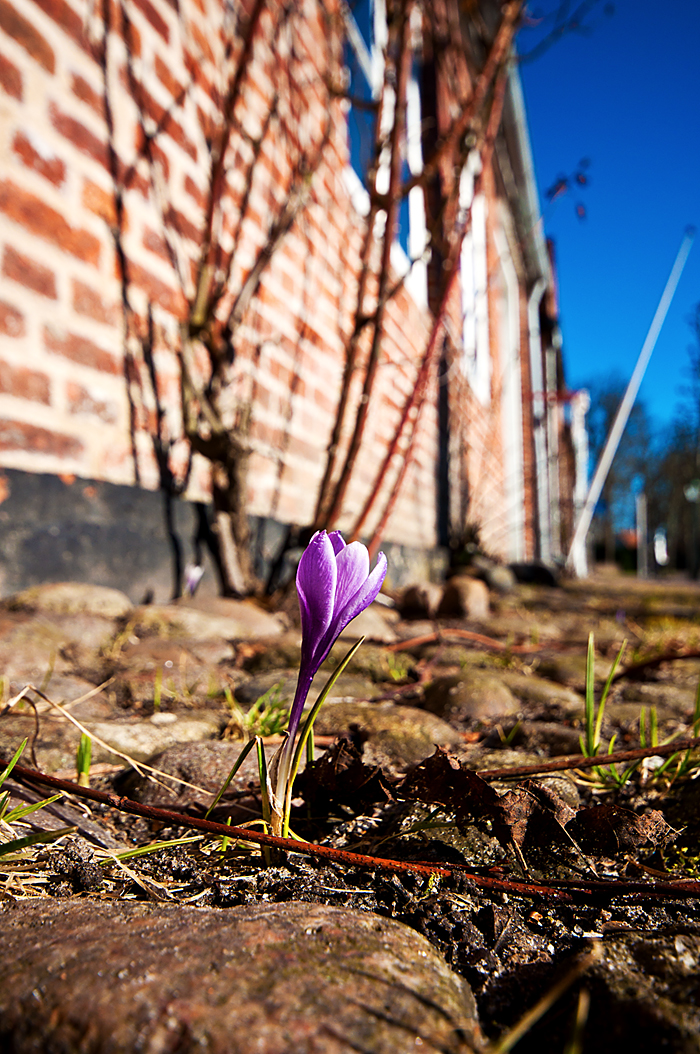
[567,227,696,576]
[636,491,648,578]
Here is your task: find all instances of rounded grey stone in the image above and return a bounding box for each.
[0,900,482,1054]
[423,672,519,722]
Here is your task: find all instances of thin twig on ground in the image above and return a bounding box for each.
[5,754,700,903]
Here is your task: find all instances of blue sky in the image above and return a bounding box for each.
[518,0,700,432]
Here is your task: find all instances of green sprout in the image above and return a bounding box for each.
[580,634,635,787]
[153,666,162,712]
[498,720,522,747]
[224,682,290,741]
[76,733,92,788]
[581,632,627,758]
[219,816,233,854]
[642,678,700,785]
[580,635,700,789]
[668,677,700,780]
[385,651,411,682]
[244,682,290,737]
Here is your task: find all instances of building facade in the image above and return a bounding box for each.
[0,0,585,597]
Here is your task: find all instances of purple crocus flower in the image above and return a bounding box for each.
[268,530,387,835]
[287,530,388,743]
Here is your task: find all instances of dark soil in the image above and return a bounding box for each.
[4,570,700,1051]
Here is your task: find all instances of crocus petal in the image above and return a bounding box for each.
[328,531,346,556]
[296,532,337,653]
[334,541,370,611]
[321,551,387,654]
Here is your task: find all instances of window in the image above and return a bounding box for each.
[343,0,427,306]
[460,156,491,404]
[494,223,525,562]
[344,0,377,190]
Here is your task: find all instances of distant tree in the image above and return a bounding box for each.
[646,420,693,570]
[517,0,615,63]
[544,158,591,221]
[678,303,700,440]
[647,303,700,572]
[585,373,653,562]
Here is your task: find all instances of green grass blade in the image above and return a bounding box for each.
[99,836,203,864]
[220,816,232,853]
[584,633,596,754]
[255,736,271,829]
[0,826,77,857]
[599,639,627,709]
[256,736,271,866]
[653,753,681,780]
[204,738,258,820]
[76,733,92,787]
[2,793,64,825]
[153,666,162,712]
[593,639,626,752]
[0,739,28,792]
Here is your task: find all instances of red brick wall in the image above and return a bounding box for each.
[0,0,444,552]
[0,0,549,565]
[0,0,128,482]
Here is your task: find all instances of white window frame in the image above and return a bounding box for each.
[494,223,525,562]
[460,155,491,404]
[342,0,428,308]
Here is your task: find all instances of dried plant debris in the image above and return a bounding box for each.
[567,804,674,857]
[388,748,676,879]
[296,736,393,815]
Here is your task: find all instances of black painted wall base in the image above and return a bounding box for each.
[0,470,445,602]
